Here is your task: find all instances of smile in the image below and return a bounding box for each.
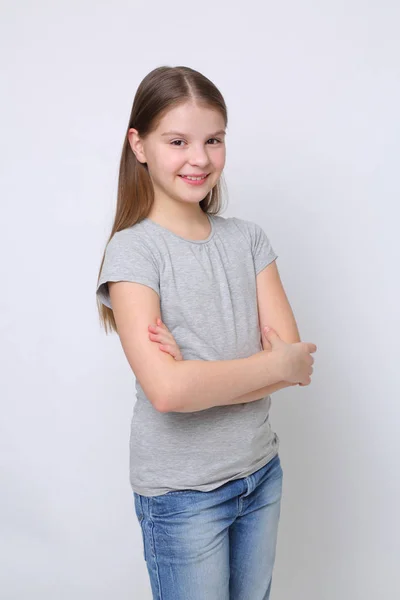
[178,174,210,186]
[179,175,209,181]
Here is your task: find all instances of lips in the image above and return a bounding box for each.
[179,174,209,179]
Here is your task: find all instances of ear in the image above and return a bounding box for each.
[128,128,147,164]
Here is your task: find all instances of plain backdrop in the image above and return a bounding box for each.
[1,1,399,598]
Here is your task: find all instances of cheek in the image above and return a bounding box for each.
[156,151,183,175]
[213,148,226,170]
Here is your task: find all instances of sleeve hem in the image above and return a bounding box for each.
[96,277,160,309]
[255,254,278,275]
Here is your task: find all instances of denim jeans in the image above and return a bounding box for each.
[133,453,283,599]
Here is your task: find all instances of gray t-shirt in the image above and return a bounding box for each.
[96,213,280,496]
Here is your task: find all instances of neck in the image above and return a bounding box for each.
[147,196,211,240]
[148,193,208,229]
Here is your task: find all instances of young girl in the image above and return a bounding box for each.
[96,65,316,600]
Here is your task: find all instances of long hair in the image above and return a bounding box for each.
[96,66,229,334]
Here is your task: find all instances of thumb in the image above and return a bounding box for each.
[263,326,280,344]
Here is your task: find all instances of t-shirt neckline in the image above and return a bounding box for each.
[142,213,215,244]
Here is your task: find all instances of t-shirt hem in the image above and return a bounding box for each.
[130,447,280,498]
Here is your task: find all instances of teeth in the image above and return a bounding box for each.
[181,175,207,181]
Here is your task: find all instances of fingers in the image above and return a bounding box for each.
[159,344,177,358]
[148,323,173,345]
[148,330,170,344]
[147,320,182,362]
[156,317,168,330]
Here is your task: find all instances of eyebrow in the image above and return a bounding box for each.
[161,130,226,137]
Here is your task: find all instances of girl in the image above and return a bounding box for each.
[96,65,316,600]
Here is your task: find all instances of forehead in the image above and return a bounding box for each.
[155,102,225,136]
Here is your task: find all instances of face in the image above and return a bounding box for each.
[128,102,226,206]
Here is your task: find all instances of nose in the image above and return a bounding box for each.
[187,143,211,168]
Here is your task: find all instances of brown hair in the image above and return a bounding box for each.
[96,65,229,334]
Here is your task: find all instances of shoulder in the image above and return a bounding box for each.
[225,216,277,268]
[211,213,270,245]
[97,221,160,308]
[105,221,156,257]
[211,214,255,233]
[223,215,266,245]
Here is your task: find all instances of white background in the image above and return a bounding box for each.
[1,1,399,598]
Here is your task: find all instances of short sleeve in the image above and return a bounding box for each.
[96,230,160,309]
[251,222,278,274]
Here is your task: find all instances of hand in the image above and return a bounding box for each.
[262,326,317,386]
[148,317,183,361]
[260,327,305,386]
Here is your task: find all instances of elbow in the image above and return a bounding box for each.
[155,394,178,413]
[150,362,182,413]
[139,384,173,413]
[154,396,170,413]
[154,381,179,413]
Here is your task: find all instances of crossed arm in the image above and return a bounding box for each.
[149,260,300,402]
[231,260,301,400]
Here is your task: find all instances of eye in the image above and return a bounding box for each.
[170,138,222,147]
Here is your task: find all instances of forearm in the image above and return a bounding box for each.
[229,379,295,405]
[165,351,282,413]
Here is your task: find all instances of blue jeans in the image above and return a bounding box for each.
[133,453,283,599]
